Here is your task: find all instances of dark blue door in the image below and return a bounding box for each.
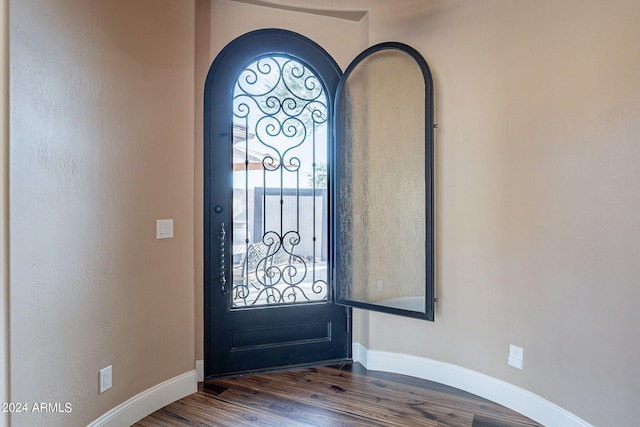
[204,29,351,377]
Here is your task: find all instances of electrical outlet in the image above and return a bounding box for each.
[509,344,524,360]
[508,345,524,370]
[99,365,112,393]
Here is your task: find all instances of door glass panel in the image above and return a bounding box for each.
[232,55,329,307]
[336,47,433,318]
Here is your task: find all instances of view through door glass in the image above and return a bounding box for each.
[204,29,349,378]
[232,55,329,307]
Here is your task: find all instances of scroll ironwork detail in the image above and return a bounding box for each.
[231,55,329,307]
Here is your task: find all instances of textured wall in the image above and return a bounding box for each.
[10,1,195,425]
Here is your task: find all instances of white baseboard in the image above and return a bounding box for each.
[352,343,591,427]
[195,360,204,382]
[87,370,197,427]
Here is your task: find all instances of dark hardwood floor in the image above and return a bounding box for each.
[135,363,541,426]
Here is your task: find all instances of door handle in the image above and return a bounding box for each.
[219,222,227,295]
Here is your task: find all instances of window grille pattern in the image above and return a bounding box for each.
[231,56,329,307]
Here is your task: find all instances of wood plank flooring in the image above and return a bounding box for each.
[135,363,541,427]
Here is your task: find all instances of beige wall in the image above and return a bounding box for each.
[360,1,640,426]
[194,0,369,360]
[9,1,195,425]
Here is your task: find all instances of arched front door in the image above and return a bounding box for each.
[204,29,350,377]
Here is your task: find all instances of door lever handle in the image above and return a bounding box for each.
[219,222,227,295]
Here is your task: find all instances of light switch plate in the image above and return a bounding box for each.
[156,219,174,239]
[99,365,112,393]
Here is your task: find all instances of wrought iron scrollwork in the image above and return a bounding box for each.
[231,55,329,307]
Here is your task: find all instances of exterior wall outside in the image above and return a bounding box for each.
[9,1,196,425]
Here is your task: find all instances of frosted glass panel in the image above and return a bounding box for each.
[337,48,427,314]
